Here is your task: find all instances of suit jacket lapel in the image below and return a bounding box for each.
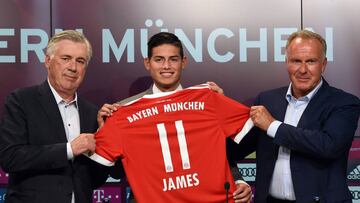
[271,87,288,122]
[297,80,331,127]
[77,98,93,133]
[37,81,67,142]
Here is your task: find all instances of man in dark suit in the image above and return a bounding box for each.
[97,32,253,203]
[0,30,109,203]
[229,30,360,202]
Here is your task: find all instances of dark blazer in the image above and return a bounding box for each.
[0,81,109,203]
[230,79,360,203]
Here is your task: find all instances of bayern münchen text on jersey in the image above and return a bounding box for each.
[126,101,205,123]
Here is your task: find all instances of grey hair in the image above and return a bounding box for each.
[46,30,92,64]
[286,30,327,58]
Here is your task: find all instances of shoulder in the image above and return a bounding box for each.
[2,84,45,117]
[327,85,360,106]
[117,89,151,105]
[6,84,42,104]
[257,86,288,100]
[12,84,39,96]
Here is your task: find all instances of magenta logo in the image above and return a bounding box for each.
[0,170,8,184]
[93,186,122,203]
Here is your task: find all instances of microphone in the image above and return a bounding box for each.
[224,182,230,203]
[313,196,320,203]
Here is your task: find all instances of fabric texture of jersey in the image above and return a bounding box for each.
[90,84,253,203]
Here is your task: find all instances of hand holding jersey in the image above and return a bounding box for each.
[89,84,253,203]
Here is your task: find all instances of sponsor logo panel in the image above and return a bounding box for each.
[0,188,5,202]
[349,186,360,202]
[0,170,8,184]
[93,185,123,203]
[348,164,360,182]
[237,163,256,182]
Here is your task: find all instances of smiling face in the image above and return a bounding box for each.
[45,39,89,101]
[144,44,187,92]
[286,37,327,98]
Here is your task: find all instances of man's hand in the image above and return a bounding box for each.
[70,133,96,156]
[250,105,275,131]
[97,103,120,129]
[233,182,252,203]
[207,81,224,95]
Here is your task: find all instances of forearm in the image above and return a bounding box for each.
[0,142,69,172]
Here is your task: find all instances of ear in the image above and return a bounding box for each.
[44,54,51,69]
[144,57,150,71]
[321,57,327,73]
[285,55,289,65]
[181,56,188,70]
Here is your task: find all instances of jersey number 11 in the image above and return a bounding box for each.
[157,120,191,173]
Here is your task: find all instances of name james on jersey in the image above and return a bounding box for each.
[162,173,200,192]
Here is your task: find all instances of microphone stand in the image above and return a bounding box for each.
[224,182,230,203]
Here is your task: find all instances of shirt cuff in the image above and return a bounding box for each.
[66,142,74,160]
[235,179,249,186]
[267,120,282,138]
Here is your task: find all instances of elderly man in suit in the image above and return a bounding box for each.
[228,30,360,203]
[0,30,109,203]
[97,32,253,203]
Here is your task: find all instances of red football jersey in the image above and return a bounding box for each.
[90,84,253,203]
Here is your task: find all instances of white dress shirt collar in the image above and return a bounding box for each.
[48,79,78,105]
[286,79,323,103]
[152,83,183,94]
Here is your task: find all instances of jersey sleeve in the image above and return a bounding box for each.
[88,115,124,166]
[212,92,254,143]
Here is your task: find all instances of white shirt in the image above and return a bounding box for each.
[152,83,183,94]
[267,80,323,200]
[48,80,80,203]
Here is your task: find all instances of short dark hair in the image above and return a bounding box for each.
[147,32,184,59]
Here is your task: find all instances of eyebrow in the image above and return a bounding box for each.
[76,56,87,61]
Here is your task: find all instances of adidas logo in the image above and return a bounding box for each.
[348,165,360,180]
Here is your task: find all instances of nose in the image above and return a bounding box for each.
[298,62,307,73]
[163,59,171,69]
[67,59,77,72]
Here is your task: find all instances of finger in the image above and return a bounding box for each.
[233,189,241,196]
[98,110,111,117]
[234,190,250,199]
[234,195,251,203]
[98,108,110,116]
[112,103,121,107]
[249,109,257,117]
[107,103,119,111]
[89,145,96,153]
[85,133,94,137]
[101,103,116,112]
[99,106,115,117]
